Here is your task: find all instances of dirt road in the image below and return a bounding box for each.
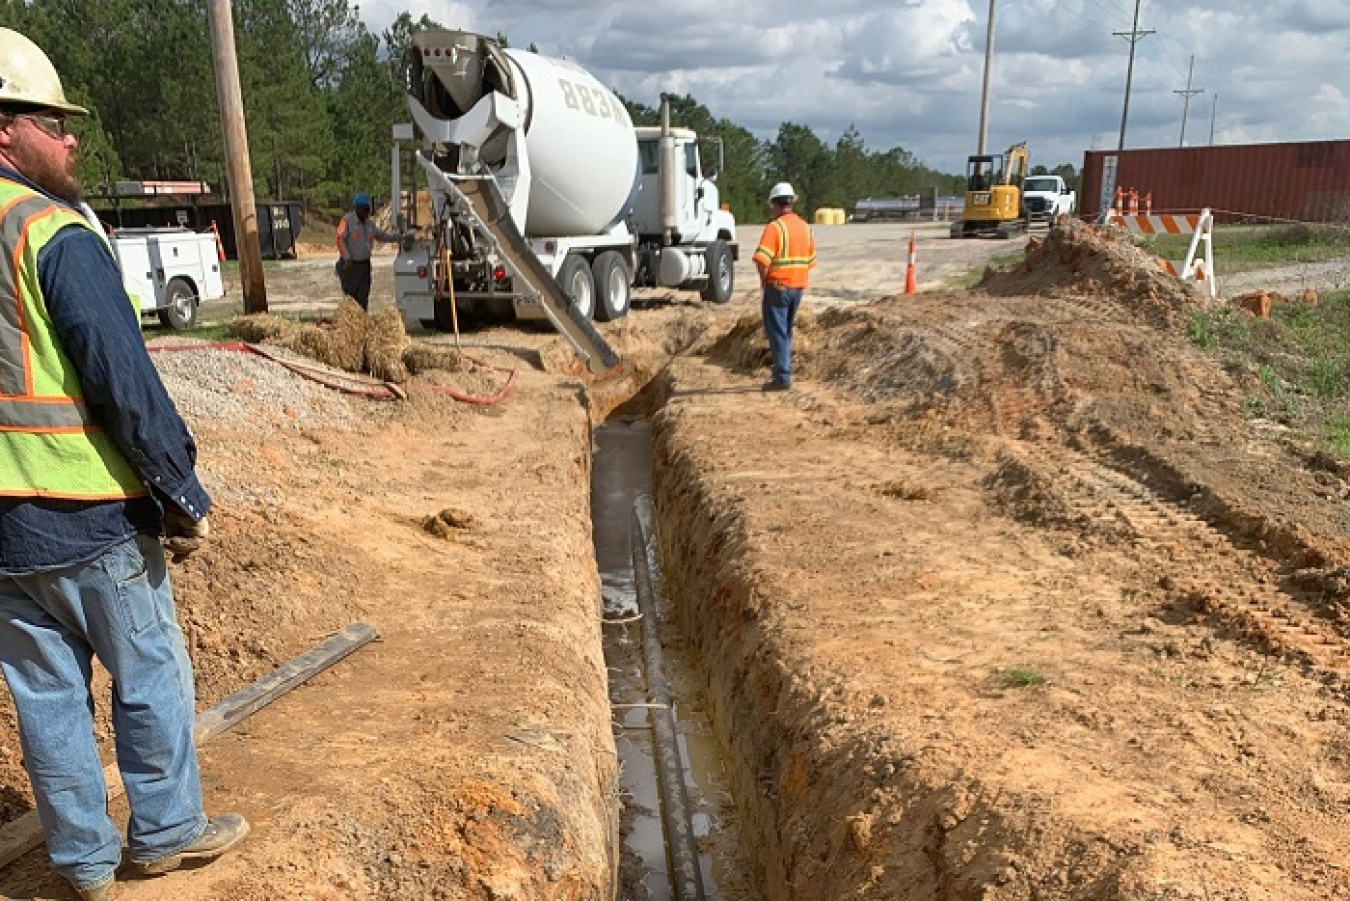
[3,222,1349,900]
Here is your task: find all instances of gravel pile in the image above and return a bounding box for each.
[150,346,359,431]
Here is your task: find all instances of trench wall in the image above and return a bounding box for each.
[647,373,1133,900]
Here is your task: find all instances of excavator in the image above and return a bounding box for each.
[951,141,1030,239]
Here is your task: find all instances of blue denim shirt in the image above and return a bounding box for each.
[0,165,211,574]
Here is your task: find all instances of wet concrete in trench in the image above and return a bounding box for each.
[591,419,758,901]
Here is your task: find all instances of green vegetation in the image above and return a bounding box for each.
[948,249,1027,290]
[1,0,1017,226]
[1188,290,1350,457]
[1139,223,1350,275]
[995,666,1045,689]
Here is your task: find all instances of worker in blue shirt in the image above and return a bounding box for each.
[0,28,248,900]
[336,191,397,310]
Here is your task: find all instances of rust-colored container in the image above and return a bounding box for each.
[1082,140,1350,222]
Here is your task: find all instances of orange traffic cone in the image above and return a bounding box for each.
[210,220,226,263]
[904,232,918,294]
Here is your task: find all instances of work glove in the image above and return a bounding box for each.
[163,508,211,562]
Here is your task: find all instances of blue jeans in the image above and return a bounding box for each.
[0,533,206,891]
[761,284,803,385]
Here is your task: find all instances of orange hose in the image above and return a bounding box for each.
[146,341,517,406]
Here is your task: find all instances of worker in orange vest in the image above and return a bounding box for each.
[752,182,817,391]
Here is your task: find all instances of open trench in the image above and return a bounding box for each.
[591,416,758,901]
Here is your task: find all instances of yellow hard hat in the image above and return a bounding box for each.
[0,28,88,116]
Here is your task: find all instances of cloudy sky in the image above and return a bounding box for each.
[358,0,1350,175]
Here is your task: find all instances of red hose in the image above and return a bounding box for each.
[146,340,517,405]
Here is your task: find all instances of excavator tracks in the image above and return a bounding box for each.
[997,440,1349,683]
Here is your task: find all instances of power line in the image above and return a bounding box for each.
[1174,55,1204,147]
[1114,0,1155,152]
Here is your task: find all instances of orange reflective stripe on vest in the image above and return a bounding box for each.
[0,176,145,499]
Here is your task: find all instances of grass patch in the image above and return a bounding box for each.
[1190,289,1350,455]
[1139,222,1350,275]
[995,666,1045,689]
[948,248,1027,290]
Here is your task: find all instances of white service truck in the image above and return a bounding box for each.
[81,206,225,330]
[111,227,224,330]
[1022,175,1076,224]
[392,30,738,372]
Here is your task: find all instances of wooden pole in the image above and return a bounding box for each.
[0,624,377,869]
[207,0,267,312]
[976,0,997,156]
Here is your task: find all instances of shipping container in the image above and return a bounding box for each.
[1082,140,1350,223]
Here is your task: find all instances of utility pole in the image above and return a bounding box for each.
[1174,55,1204,147]
[207,0,267,313]
[976,0,997,155]
[1114,0,1155,152]
[1209,93,1218,145]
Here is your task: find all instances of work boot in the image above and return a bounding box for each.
[132,813,250,876]
[761,380,790,392]
[76,881,114,901]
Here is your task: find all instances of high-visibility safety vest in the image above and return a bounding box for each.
[753,211,817,289]
[0,177,146,500]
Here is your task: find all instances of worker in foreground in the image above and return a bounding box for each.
[336,191,398,310]
[0,28,247,900]
[753,182,817,391]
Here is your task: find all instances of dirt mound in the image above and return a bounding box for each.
[979,218,1204,329]
[705,307,819,373]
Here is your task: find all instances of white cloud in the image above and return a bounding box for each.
[359,0,1350,173]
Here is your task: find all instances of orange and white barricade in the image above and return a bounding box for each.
[1106,208,1216,298]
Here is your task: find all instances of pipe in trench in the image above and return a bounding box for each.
[630,493,707,901]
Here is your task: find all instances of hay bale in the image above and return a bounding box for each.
[365,309,409,382]
[290,327,341,369]
[228,314,299,344]
[403,344,465,375]
[327,299,368,372]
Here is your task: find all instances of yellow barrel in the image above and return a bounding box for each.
[813,209,833,225]
[830,208,846,225]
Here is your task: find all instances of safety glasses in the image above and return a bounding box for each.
[16,113,71,140]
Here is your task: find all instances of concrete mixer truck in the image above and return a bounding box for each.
[391,30,738,373]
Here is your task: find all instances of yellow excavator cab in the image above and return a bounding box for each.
[952,142,1029,239]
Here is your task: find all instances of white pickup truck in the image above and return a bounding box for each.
[1023,175,1077,224]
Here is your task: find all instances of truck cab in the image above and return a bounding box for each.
[1023,175,1076,223]
[631,125,738,302]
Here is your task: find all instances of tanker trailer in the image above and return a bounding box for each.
[392,31,736,354]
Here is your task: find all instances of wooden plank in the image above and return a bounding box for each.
[0,623,378,870]
[194,624,378,743]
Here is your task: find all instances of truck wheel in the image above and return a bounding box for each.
[157,278,198,330]
[592,251,631,321]
[557,254,595,320]
[701,240,734,304]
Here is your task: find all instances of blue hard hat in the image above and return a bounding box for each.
[353,192,371,207]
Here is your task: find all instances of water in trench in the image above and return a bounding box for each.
[591,418,758,901]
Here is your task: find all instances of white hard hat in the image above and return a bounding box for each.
[768,182,796,203]
[0,28,88,116]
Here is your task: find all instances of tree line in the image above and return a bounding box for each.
[1,1,1075,224]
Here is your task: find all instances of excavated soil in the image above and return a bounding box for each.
[3,219,1349,899]
[651,221,1350,898]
